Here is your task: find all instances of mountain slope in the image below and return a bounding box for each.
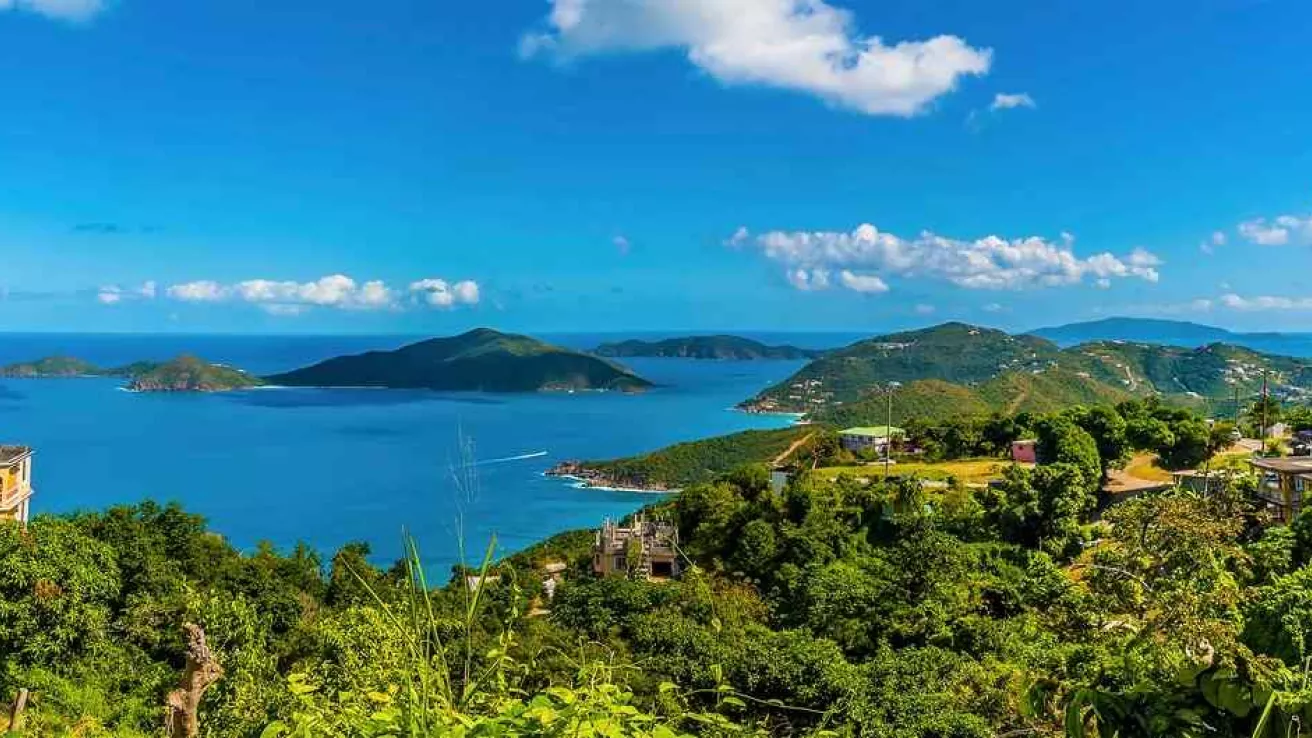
[268,328,653,393]
[743,322,1312,424]
[593,335,822,360]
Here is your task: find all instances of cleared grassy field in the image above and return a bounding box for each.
[1123,453,1173,482]
[817,457,1014,484]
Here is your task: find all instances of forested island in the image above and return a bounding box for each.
[125,356,265,393]
[1,354,262,392]
[268,328,652,393]
[593,335,823,360]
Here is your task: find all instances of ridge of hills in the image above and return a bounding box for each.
[742,321,1312,425]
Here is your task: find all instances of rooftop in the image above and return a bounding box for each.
[0,446,32,465]
[1249,457,1312,474]
[840,426,906,438]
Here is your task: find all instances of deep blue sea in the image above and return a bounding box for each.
[0,332,862,575]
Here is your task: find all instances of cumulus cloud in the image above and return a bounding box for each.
[521,0,991,117]
[733,223,1162,293]
[990,92,1035,111]
[0,0,105,21]
[165,275,480,314]
[408,279,481,308]
[837,270,889,293]
[1237,213,1312,247]
[97,281,157,306]
[1219,293,1312,311]
[981,302,1004,313]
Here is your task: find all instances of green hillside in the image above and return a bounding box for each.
[745,322,1312,424]
[126,355,265,392]
[0,356,106,377]
[268,328,653,393]
[593,335,822,360]
[549,425,820,489]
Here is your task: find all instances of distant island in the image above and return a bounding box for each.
[267,328,653,393]
[593,335,824,361]
[0,356,115,378]
[1,354,261,392]
[126,356,265,392]
[741,321,1312,425]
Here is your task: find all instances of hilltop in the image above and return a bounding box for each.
[0,356,110,378]
[742,322,1312,424]
[1033,316,1312,357]
[267,328,653,393]
[593,335,823,360]
[126,356,265,392]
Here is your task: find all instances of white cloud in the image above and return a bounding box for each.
[0,0,104,21]
[837,270,889,293]
[97,281,157,306]
[166,275,480,314]
[1219,293,1312,311]
[613,235,631,255]
[522,0,991,117]
[735,223,1162,292]
[981,302,1004,313]
[785,268,830,291]
[408,279,482,308]
[914,303,936,315]
[1237,213,1312,247]
[990,92,1035,111]
[166,280,227,302]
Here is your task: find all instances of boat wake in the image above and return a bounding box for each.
[475,450,549,466]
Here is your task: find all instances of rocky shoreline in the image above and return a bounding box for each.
[545,461,676,493]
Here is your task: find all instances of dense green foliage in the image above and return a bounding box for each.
[5,399,1311,737]
[268,328,652,392]
[593,336,822,361]
[562,426,827,489]
[126,356,265,392]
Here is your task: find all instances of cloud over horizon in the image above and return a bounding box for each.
[162,275,481,315]
[521,0,991,117]
[732,223,1162,294]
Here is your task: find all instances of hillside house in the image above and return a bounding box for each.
[1011,439,1038,464]
[1249,457,1312,522]
[839,426,905,455]
[0,446,34,526]
[593,514,680,579]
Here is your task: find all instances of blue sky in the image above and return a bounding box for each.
[1,0,1311,334]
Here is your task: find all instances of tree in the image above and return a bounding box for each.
[1157,416,1211,470]
[1068,405,1130,476]
[1035,416,1102,493]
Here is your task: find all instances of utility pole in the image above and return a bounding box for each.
[1261,370,1270,448]
[884,381,900,479]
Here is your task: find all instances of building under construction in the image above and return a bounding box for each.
[593,514,680,579]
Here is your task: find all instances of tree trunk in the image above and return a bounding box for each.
[165,623,223,738]
[8,688,28,732]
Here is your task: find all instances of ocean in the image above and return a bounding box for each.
[0,332,861,574]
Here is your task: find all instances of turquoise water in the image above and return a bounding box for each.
[0,334,833,573]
